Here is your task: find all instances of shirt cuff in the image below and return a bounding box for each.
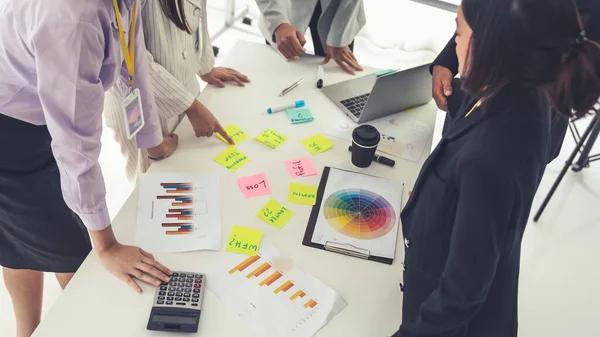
[78,207,111,231]
[135,128,163,149]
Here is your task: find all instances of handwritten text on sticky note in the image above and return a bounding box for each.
[216,124,249,144]
[301,134,334,155]
[288,183,318,206]
[227,226,263,255]
[257,199,295,229]
[256,129,287,149]
[214,146,250,172]
[284,157,317,178]
[286,108,314,124]
[237,173,271,198]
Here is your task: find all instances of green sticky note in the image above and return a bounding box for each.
[288,182,318,206]
[375,69,396,77]
[226,226,263,255]
[286,108,314,124]
[301,134,334,155]
[255,129,288,149]
[216,124,249,144]
[257,199,295,229]
[214,146,250,172]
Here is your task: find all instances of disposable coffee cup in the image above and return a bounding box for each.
[351,125,381,168]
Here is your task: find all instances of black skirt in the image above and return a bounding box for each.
[0,113,92,273]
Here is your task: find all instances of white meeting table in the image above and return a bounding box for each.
[32,41,437,337]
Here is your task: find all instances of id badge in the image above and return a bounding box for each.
[121,88,145,139]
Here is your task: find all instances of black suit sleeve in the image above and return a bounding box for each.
[429,36,459,76]
[398,158,517,337]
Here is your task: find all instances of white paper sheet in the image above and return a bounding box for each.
[326,113,432,163]
[206,245,347,337]
[136,173,221,253]
[311,168,403,259]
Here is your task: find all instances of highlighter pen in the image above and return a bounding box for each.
[317,65,324,88]
[348,146,396,167]
[267,100,306,114]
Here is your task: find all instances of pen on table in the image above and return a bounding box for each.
[348,146,396,167]
[317,65,324,88]
[267,100,305,114]
[279,78,304,96]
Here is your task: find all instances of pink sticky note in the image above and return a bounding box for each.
[237,173,272,198]
[284,157,318,178]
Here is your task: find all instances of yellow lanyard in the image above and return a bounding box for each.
[111,0,137,87]
[464,99,483,118]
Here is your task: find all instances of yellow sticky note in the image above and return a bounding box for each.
[257,199,295,229]
[256,129,288,149]
[214,146,250,172]
[216,124,249,144]
[288,182,318,206]
[226,226,263,255]
[301,134,334,155]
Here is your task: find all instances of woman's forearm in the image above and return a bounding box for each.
[89,225,119,253]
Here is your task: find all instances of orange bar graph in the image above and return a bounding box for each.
[290,290,306,300]
[172,202,193,206]
[229,255,260,274]
[165,231,192,235]
[303,299,317,308]
[246,262,271,279]
[177,216,193,220]
[166,189,192,193]
[259,271,282,287]
[274,281,294,294]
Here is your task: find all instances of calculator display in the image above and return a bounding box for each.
[151,315,197,325]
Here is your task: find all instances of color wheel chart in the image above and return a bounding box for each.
[228,255,319,310]
[323,189,396,240]
[157,182,195,235]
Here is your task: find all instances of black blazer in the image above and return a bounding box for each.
[393,85,554,337]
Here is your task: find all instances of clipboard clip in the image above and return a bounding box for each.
[324,241,370,260]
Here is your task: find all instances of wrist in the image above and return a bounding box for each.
[89,225,119,253]
[147,142,169,160]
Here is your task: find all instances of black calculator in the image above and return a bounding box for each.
[146,271,206,333]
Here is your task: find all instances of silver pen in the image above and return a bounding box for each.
[279,78,304,96]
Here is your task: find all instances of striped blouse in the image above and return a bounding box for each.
[105,0,215,134]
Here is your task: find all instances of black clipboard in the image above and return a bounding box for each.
[302,167,395,265]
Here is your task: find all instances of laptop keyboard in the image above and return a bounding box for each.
[340,93,370,118]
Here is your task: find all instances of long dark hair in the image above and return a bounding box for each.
[460,0,600,118]
[158,0,191,34]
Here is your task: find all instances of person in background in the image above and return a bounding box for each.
[0,1,178,336]
[256,0,365,75]
[105,0,250,181]
[393,0,600,336]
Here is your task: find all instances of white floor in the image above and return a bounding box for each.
[2,1,600,336]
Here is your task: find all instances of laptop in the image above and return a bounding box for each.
[321,63,432,123]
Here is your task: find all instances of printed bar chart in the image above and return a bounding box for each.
[246,262,271,279]
[158,184,195,235]
[290,290,306,300]
[304,299,318,308]
[229,255,261,274]
[274,281,294,294]
[259,271,282,287]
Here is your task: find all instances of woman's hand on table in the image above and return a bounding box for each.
[185,99,234,144]
[147,134,179,160]
[97,243,172,293]
[201,67,250,88]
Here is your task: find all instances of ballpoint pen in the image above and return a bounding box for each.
[279,78,304,96]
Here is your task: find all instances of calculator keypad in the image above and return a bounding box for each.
[154,272,204,310]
